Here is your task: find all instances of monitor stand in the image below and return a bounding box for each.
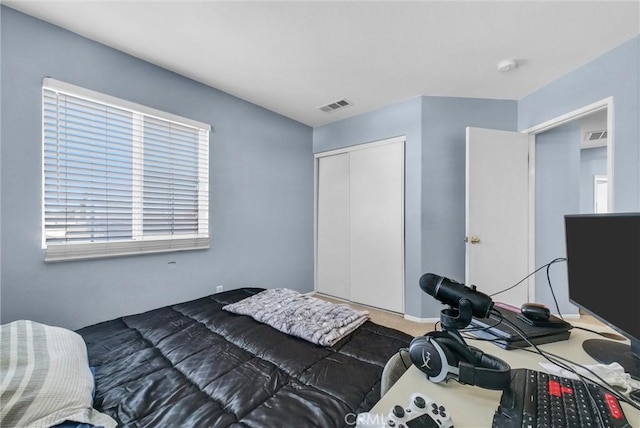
[582,338,640,380]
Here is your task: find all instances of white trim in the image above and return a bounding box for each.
[606,100,615,212]
[521,97,612,135]
[313,152,319,295]
[561,313,581,319]
[43,78,211,131]
[527,135,536,302]
[313,135,406,159]
[594,175,608,213]
[44,237,209,263]
[40,92,47,250]
[403,314,440,324]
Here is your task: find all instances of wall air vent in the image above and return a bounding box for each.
[318,98,352,113]
[582,129,608,149]
[585,130,607,141]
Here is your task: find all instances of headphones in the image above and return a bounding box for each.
[408,330,511,390]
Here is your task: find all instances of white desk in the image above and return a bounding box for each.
[367,325,640,427]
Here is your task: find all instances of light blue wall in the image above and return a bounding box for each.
[0,7,314,330]
[313,96,517,318]
[519,36,640,212]
[534,122,581,315]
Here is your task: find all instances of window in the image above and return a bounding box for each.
[42,78,210,262]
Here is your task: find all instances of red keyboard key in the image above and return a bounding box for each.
[548,380,561,397]
[605,393,623,419]
[561,386,573,394]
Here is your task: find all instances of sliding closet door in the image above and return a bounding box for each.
[316,153,351,300]
[349,141,404,312]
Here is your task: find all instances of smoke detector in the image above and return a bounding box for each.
[496,59,518,72]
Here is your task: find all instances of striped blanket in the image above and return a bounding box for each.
[223,288,370,346]
[0,320,116,428]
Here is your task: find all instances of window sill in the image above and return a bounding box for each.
[44,237,210,263]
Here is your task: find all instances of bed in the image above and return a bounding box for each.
[77,287,412,427]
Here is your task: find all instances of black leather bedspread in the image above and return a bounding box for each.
[77,288,412,427]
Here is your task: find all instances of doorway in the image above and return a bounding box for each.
[524,98,612,314]
[465,98,612,311]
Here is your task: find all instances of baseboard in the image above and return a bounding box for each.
[403,314,439,324]
[560,313,580,319]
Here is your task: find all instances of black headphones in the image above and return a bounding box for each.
[408,330,511,390]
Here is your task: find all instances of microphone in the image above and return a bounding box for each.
[419,273,494,319]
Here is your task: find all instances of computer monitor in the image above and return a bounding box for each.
[564,213,640,380]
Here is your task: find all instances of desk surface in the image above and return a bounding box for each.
[368,325,640,427]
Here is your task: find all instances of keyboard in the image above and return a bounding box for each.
[493,368,632,428]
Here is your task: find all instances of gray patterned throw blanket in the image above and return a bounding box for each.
[223,288,370,346]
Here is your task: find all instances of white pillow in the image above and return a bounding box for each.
[0,320,116,428]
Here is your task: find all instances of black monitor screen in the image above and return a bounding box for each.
[565,213,640,379]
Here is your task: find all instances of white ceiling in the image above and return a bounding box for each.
[4,1,639,127]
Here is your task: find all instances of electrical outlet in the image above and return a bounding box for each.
[216,285,224,293]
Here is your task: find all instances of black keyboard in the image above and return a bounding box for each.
[493,368,632,428]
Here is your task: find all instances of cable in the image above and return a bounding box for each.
[545,258,564,319]
[459,309,505,334]
[494,308,640,413]
[490,257,565,298]
[398,347,411,369]
[573,325,602,335]
[492,310,607,426]
[461,307,640,412]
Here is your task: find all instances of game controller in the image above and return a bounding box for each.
[356,393,453,427]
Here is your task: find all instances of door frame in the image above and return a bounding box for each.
[313,135,406,312]
[521,97,614,302]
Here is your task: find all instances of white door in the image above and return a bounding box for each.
[315,138,405,313]
[465,127,530,307]
[350,141,404,313]
[316,153,351,300]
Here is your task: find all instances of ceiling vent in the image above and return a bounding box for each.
[318,98,352,113]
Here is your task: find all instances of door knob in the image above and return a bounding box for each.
[465,236,480,244]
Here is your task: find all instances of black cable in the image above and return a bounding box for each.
[572,325,606,335]
[500,258,638,408]
[490,257,566,298]
[514,346,640,412]
[495,309,640,414]
[487,257,636,406]
[398,348,411,369]
[461,330,640,413]
[492,309,608,426]
[459,309,505,333]
[545,259,564,319]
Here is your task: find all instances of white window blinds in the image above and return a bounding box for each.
[42,78,210,262]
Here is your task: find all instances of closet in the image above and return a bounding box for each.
[315,137,405,313]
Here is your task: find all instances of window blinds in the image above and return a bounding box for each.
[42,78,210,262]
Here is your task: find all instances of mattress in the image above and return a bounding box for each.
[77,288,412,427]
